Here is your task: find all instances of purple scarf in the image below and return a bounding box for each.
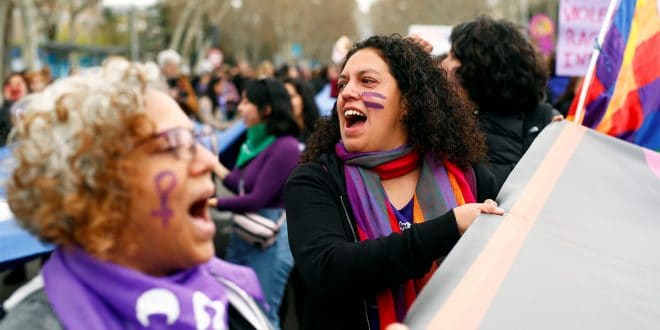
[336,142,465,326]
[335,142,459,240]
[42,248,265,330]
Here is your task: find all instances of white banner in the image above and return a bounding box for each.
[555,0,610,76]
[407,25,453,55]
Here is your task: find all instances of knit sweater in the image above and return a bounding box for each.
[218,135,300,213]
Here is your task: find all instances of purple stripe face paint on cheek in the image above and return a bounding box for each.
[363,101,385,109]
[362,91,387,99]
[150,170,177,227]
[362,91,387,110]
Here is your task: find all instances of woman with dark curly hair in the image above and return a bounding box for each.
[442,15,555,191]
[284,35,504,330]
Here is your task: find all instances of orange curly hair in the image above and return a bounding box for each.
[8,58,164,258]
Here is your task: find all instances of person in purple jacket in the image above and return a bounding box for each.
[213,78,301,329]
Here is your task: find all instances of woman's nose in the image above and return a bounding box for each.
[340,82,360,100]
[190,144,217,175]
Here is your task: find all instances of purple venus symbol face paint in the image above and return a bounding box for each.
[151,170,177,227]
[362,91,386,110]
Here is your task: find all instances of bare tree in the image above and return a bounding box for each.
[211,0,278,64]
[298,0,358,62]
[370,0,489,35]
[278,0,358,62]
[180,0,232,68]
[0,0,13,86]
[214,0,357,65]
[168,0,200,51]
[157,0,358,66]
[19,0,41,71]
[33,0,66,41]
[67,0,100,45]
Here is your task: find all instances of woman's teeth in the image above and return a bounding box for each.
[344,109,365,117]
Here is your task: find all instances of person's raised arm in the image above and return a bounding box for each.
[407,34,433,53]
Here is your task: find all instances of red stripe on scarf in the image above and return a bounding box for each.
[385,202,401,234]
[415,262,438,292]
[444,160,476,203]
[373,152,420,180]
[357,226,369,241]
[403,281,416,310]
[342,146,474,328]
[377,292,397,330]
[377,195,407,329]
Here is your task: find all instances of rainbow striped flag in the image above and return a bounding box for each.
[568,0,660,150]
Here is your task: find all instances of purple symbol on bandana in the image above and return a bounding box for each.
[151,170,177,226]
[362,91,386,110]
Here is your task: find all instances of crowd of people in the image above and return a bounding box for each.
[0,14,575,330]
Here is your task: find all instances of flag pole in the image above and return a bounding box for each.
[573,0,621,124]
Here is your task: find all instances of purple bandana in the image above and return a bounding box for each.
[42,248,265,329]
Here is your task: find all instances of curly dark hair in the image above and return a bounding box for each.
[302,35,485,168]
[449,15,548,115]
[244,78,300,137]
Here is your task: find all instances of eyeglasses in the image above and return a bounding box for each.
[135,126,216,161]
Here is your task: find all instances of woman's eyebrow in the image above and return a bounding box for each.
[358,69,380,75]
[339,69,381,79]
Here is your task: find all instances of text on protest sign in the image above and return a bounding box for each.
[556,0,609,76]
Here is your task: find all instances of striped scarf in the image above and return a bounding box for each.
[335,142,475,329]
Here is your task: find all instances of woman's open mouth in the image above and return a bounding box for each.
[187,195,216,238]
[344,109,367,128]
[188,198,209,221]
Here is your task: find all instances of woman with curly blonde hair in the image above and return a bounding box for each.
[0,58,272,330]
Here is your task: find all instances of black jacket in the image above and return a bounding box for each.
[479,102,554,192]
[284,153,497,330]
[0,101,14,146]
